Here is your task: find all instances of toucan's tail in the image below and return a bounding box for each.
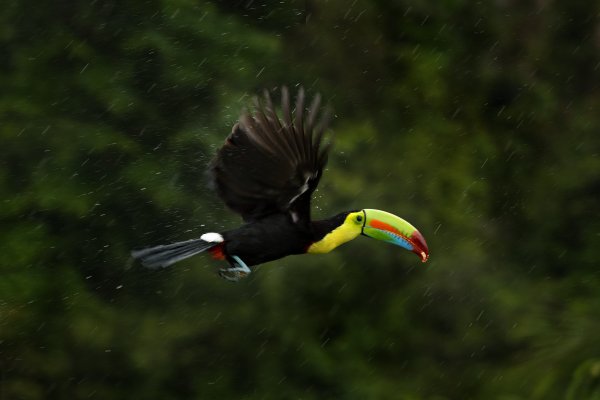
[131,237,218,269]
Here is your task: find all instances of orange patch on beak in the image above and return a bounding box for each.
[369,219,403,236]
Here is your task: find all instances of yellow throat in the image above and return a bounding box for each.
[307,212,364,254]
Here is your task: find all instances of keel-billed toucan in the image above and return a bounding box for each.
[132,87,429,281]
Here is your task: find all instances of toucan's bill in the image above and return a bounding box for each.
[361,209,429,262]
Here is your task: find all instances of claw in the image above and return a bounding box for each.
[218,255,251,282]
[218,268,248,282]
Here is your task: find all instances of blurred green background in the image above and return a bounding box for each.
[1,0,599,399]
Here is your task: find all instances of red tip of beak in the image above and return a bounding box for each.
[411,230,429,263]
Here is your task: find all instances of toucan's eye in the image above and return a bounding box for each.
[356,215,363,222]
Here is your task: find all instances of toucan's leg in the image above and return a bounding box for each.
[218,255,251,282]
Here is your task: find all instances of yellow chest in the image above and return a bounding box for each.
[307,224,361,254]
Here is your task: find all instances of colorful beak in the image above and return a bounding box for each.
[361,209,429,262]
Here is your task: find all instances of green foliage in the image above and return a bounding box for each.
[1,0,598,399]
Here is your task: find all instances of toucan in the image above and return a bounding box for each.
[131,87,429,281]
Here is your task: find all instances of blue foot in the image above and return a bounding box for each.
[218,255,251,282]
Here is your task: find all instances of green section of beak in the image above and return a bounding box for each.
[362,209,429,262]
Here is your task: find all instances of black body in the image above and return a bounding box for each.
[222,211,351,266]
[222,214,313,266]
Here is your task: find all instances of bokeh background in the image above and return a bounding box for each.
[2,0,599,398]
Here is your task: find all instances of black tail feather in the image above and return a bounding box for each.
[131,237,217,269]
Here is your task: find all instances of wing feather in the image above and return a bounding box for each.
[210,87,332,222]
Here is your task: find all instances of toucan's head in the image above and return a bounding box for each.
[308,209,429,262]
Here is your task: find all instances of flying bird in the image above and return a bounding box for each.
[131,87,429,281]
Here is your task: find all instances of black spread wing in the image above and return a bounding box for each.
[210,87,331,223]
